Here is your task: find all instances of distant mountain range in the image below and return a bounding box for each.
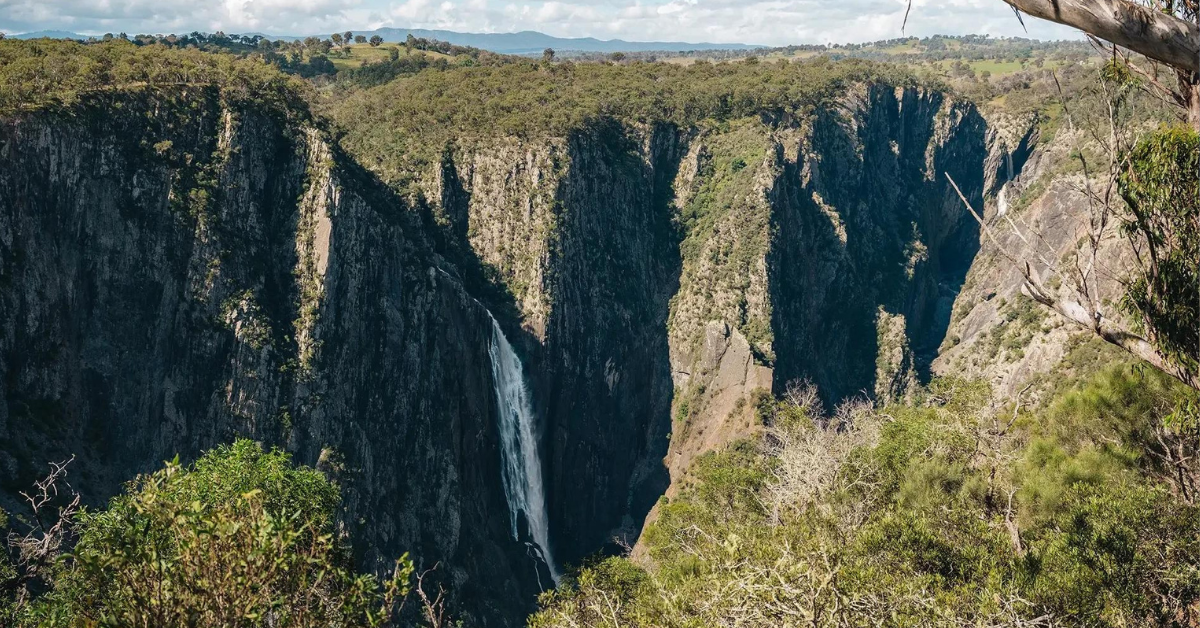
[10,30,95,40]
[11,27,760,55]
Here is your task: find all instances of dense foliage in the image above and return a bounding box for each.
[336,52,477,89]
[533,364,1200,627]
[2,441,414,627]
[1118,126,1200,381]
[0,39,310,116]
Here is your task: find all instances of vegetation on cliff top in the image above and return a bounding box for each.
[327,57,933,190]
[0,39,311,117]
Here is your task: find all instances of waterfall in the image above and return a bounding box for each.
[486,316,560,584]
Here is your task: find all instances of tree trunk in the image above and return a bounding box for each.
[1002,0,1200,75]
[1183,75,1200,131]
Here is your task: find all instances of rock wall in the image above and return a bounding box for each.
[429,83,992,569]
[770,85,988,402]
[932,115,1133,402]
[665,84,988,503]
[436,121,684,565]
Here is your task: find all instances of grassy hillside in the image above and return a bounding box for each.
[312,43,456,70]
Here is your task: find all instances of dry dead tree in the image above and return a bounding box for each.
[4,457,81,607]
[414,562,452,628]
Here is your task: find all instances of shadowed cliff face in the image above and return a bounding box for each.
[539,124,683,564]
[771,85,988,404]
[434,83,991,572]
[437,122,684,567]
[0,90,545,626]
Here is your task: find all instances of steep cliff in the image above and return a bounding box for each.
[430,122,684,565]
[412,82,991,568]
[0,88,545,624]
[931,111,1135,401]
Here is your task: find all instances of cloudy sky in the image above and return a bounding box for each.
[0,0,1081,45]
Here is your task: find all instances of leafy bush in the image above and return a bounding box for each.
[4,440,413,628]
[1025,481,1200,625]
[1118,125,1200,379]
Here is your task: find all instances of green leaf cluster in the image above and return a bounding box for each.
[1118,125,1200,379]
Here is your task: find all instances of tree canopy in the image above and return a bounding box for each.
[0,38,311,117]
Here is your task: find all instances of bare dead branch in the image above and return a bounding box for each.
[415,563,451,628]
[5,457,81,607]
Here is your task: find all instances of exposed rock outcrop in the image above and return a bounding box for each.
[933,118,1133,401]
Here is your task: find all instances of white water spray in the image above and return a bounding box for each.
[486,316,560,584]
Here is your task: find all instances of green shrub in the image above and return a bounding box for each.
[7,440,412,628]
[1118,126,1199,379]
[1026,480,1200,625]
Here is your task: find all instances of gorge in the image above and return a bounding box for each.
[0,44,1055,627]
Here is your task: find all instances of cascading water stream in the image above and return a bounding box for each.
[486,315,560,586]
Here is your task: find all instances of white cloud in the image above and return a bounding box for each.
[0,0,1082,44]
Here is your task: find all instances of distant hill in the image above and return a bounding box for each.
[10,30,90,40]
[249,28,760,54]
[9,25,755,54]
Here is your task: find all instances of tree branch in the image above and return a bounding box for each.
[1001,0,1199,74]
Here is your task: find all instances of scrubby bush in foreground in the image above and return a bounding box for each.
[2,440,417,627]
[533,366,1200,627]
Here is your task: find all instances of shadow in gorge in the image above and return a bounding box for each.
[769,86,988,405]
[768,125,876,405]
[534,119,685,570]
[909,105,988,381]
[427,118,687,593]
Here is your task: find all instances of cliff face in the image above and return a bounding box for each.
[932,113,1133,400]
[662,85,988,501]
[770,85,988,402]
[434,122,685,564]
[0,89,542,625]
[429,83,992,567]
